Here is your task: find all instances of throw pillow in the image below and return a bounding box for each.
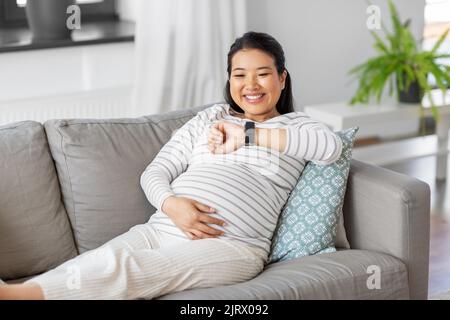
[269,127,358,263]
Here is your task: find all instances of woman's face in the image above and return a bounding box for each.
[230,48,287,121]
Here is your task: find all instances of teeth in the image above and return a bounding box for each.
[245,94,263,100]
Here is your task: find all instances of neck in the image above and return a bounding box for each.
[244,110,280,122]
[244,109,280,122]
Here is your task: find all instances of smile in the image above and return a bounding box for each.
[243,94,265,104]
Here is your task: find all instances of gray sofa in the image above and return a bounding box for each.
[0,104,430,299]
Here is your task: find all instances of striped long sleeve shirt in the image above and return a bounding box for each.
[140,104,342,254]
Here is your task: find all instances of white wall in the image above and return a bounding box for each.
[117,0,139,22]
[60,0,428,111]
[246,0,426,109]
[0,42,134,101]
[0,43,135,123]
[0,0,138,124]
[0,0,426,123]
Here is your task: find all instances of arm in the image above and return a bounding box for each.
[256,120,342,164]
[209,117,342,164]
[140,115,200,212]
[141,109,226,239]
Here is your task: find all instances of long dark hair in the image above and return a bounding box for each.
[224,31,294,114]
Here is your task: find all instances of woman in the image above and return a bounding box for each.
[0,31,342,300]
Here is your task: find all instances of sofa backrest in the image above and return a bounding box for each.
[0,121,77,280]
[44,104,211,253]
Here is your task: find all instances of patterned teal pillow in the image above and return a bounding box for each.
[269,127,359,263]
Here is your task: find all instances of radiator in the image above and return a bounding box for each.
[0,87,134,126]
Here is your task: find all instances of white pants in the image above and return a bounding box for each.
[25,223,267,300]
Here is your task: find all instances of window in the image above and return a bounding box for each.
[0,0,118,28]
[423,0,450,50]
[423,0,450,87]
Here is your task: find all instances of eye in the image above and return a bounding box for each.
[259,73,269,77]
[233,74,245,78]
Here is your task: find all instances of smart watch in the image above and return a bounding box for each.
[244,121,255,146]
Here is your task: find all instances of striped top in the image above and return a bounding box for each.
[140,104,342,254]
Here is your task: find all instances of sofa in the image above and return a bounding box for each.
[0,103,431,299]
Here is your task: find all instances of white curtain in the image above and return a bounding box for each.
[132,0,247,116]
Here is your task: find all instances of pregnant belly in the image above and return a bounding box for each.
[170,164,282,240]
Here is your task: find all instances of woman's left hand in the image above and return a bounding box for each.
[208,121,245,154]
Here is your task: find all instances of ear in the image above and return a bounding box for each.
[280,70,287,90]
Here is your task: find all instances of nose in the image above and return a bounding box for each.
[244,75,260,91]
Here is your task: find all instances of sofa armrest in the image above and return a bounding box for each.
[343,159,430,300]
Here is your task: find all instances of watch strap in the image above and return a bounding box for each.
[244,121,255,146]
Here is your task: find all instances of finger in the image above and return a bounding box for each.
[198,213,227,227]
[209,142,221,154]
[194,202,216,213]
[216,122,225,131]
[210,127,224,141]
[195,223,224,237]
[211,122,222,132]
[212,121,227,133]
[208,136,222,145]
[211,127,222,135]
[208,144,217,154]
[213,143,229,154]
[184,231,198,240]
[191,229,215,239]
[208,129,223,140]
[213,143,225,154]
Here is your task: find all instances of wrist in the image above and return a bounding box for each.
[255,128,285,152]
[256,127,269,148]
[255,128,260,146]
[161,196,176,215]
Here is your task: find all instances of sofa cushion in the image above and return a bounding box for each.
[0,121,77,280]
[158,249,409,300]
[269,128,358,262]
[44,105,210,253]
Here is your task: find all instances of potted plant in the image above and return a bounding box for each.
[349,0,450,122]
[25,0,75,42]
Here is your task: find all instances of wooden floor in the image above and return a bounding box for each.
[383,156,450,298]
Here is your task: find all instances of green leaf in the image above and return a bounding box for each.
[434,53,450,59]
[431,29,450,55]
[347,0,448,123]
[370,31,391,54]
[429,63,449,93]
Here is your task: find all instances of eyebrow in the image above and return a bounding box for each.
[232,66,273,72]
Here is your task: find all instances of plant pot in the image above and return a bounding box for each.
[25,0,75,43]
[397,78,424,104]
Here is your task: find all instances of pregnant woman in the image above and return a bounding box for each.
[0,31,341,300]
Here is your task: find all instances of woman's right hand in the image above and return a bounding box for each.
[161,196,226,240]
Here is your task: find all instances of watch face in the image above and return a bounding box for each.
[245,127,255,146]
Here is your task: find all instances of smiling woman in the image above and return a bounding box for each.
[0,31,342,301]
[229,49,286,121]
[224,31,294,121]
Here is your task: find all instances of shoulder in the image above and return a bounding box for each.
[195,103,231,121]
[282,110,310,120]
